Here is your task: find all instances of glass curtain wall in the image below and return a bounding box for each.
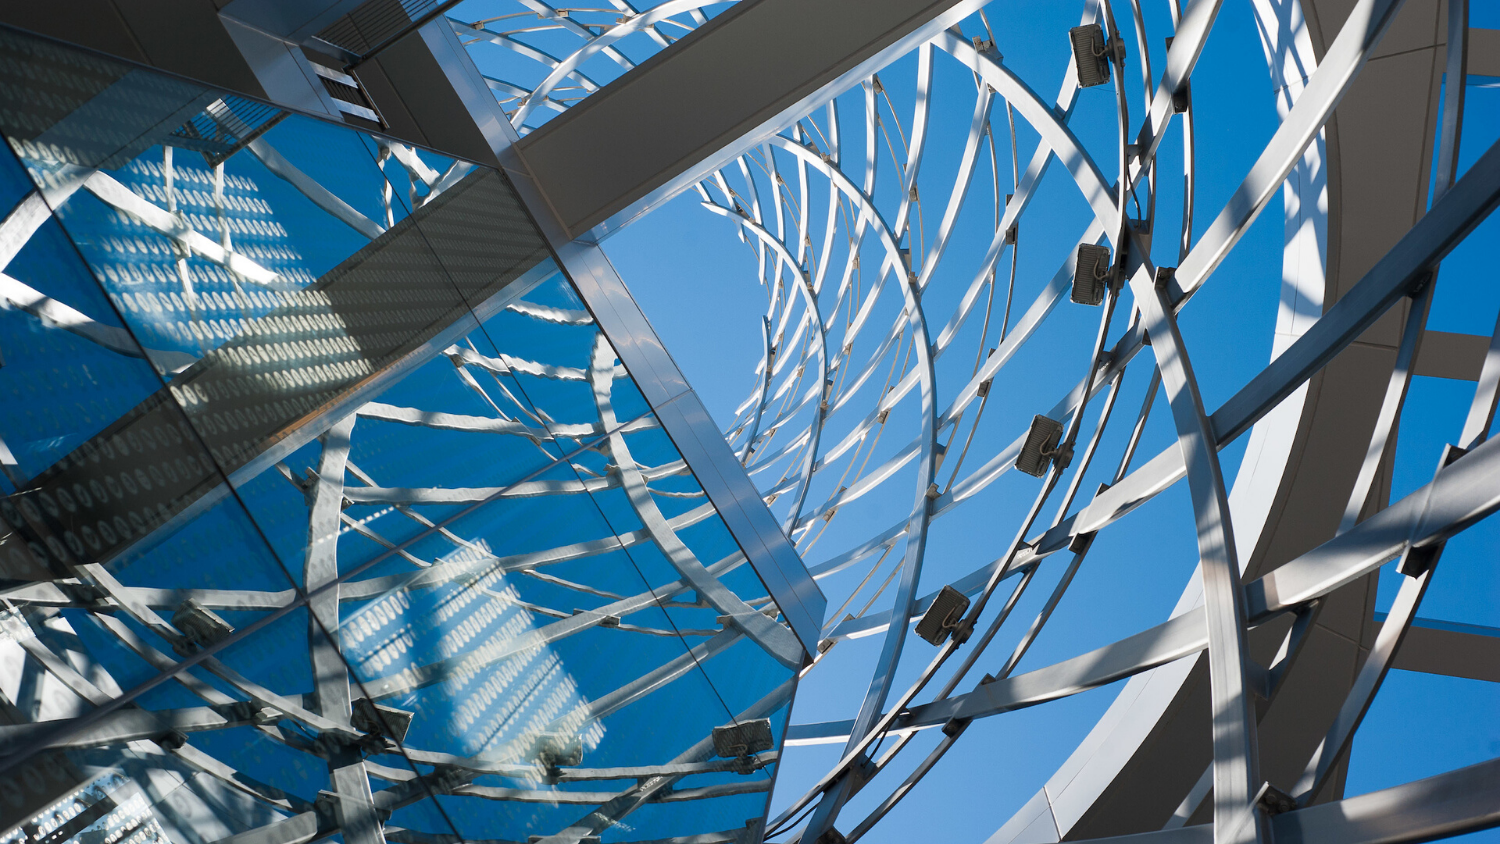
[0,26,799,844]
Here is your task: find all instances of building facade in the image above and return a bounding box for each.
[0,2,1497,844]
[0,9,824,844]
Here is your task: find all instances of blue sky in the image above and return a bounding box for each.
[601,1,1500,841]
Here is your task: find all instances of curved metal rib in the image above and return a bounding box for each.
[1129,261,1261,844]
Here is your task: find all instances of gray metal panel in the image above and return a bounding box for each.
[217,0,369,43]
[0,1,147,63]
[113,0,266,95]
[1468,27,1500,75]
[1413,330,1489,380]
[220,16,338,117]
[363,23,501,166]
[0,1,265,100]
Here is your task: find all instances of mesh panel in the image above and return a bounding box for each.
[316,0,442,55]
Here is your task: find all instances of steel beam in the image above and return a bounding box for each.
[1385,617,1500,682]
[512,0,999,240]
[1024,756,1500,844]
[1130,263,1262,844]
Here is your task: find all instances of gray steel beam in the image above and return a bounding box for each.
[1247,432,1500,619]
[1385,617,1500,682]
[1213,137,1500,446]
[215,812,321,844]
[793,424,1500,744]
[511,0,996,240]
[1274,755,1500,844]
[1130,263,1263,844]
[303,418,384,844]
[571,248,828,656]
[0,4,268,101]
[1031,756,1500,844]
[1414,330,1490,381]
[0,706,248,751]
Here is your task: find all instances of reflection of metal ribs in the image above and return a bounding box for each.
[0,30,215,174]
[174,98,288,167]
[0,752,87,834]
[0,168,548,581]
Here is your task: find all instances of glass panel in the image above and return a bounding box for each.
[0,387,227,590]
[0,750,284,844]
[0,24,802,844]
[0,488,332,844]
[473,274,800,674]
[10,127,550,475]
[439,274,802,842]
[447,1,740,135]
[0,141,168,500]
[0,37,552,582]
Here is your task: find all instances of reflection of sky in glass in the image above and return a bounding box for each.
[0,770,169,844]
[0,25,805,844]
[341,539,605,768]
[46,152,315,368]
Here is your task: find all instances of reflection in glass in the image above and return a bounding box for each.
[1,766,172,844]
[0,23,804,844]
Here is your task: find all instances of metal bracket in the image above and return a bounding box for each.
[1255,782,1297,816]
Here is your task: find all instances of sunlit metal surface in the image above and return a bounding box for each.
[453,0,1500,842]
[1,0,1497,842]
